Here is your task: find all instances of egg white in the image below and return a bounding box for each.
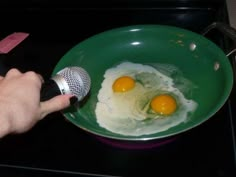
[95,61,198,136]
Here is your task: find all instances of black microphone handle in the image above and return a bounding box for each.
[40,79,62,101]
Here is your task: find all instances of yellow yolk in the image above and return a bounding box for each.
[112,76,135,92]
[151,94,177,115]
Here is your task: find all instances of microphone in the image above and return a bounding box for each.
[40,67,91,102]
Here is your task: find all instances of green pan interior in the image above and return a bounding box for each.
[52,24,233,141]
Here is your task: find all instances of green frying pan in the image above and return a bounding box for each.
[52,23,234,141]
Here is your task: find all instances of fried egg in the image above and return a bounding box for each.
[95,61,198,136]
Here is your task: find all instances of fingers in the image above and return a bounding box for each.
[5,68,22,77]
[5,69,44,87]
[37,74,44,83]
[5,69,44,82]
[23,71,44,88]
[39,94,74,119]
[2,68,71,120]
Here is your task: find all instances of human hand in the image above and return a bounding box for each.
[0,68,74,138]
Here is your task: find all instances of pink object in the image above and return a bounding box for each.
[0,32,29,54]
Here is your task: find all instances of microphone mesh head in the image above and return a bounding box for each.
[57,67,91,101]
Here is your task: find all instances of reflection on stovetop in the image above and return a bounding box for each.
[0,1,235,177]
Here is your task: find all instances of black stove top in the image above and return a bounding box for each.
[0,1,235,177]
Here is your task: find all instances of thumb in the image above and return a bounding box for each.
[40,94,74,119]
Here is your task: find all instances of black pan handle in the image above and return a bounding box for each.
[201,22,236,57]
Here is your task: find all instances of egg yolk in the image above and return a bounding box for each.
[151,94,177,115]
[112,76,135,92]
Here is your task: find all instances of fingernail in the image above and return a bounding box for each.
[70,96,78,105]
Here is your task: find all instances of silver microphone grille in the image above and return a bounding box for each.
[53,66,91,101]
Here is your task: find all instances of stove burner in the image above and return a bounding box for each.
[95,136,179,150]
